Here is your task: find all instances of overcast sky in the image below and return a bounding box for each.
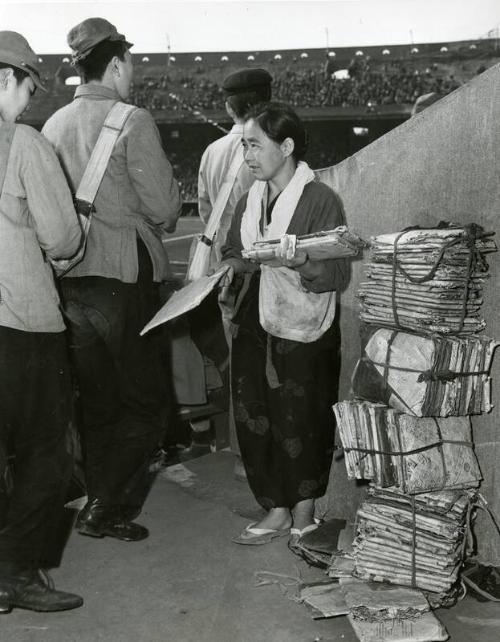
[1,0,499,54]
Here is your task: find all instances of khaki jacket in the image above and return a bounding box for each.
[0,124,81,332]
[43,84,181,283]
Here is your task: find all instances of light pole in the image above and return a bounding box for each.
[166,33,171,67]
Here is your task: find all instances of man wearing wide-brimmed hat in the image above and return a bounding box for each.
[43,18,181,543]
[0,31,83,613]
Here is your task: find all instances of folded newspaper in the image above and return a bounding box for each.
[352,485,473,595]
[241,226,365,261]
[340,578,430,621]
[140,265,230,335]
[351,326,498,416]
[347,611,448,642]
[358,225,496,335]
[333,400,481,494]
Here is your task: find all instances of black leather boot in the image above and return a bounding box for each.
[0,570,83,613]
[76,498,149,542]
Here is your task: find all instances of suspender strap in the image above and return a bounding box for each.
[0,124,16,199]
[76,102,137,207]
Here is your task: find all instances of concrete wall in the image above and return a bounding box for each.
[317,63,500,563]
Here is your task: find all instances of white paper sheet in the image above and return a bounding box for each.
[140,265,230,335]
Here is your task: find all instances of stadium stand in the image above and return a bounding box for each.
[23,39,500,202]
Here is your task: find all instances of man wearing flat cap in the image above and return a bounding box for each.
[198,67,273,255]
[179,69,272,462]
[0,31,83,612]
[43,18,181,543]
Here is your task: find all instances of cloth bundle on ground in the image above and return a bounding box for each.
[351,326,498,416]
[241,226,365,262]
[334,400,481,494]
[357,225,496,335]
[352,485,474,595]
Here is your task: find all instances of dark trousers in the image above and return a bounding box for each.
[60,241,167,510]
[0,327,72,571]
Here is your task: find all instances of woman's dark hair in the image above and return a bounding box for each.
[0,63,29,84]
[75,39,129,82]
[245,101,308,161]
[226,85,272,119]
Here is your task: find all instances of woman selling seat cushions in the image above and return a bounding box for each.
[221,102,349,545]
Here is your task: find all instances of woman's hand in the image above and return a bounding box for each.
[218,265,235,304]
[260,234,308,269]
[208,259,257,304]
[208,257,259,276]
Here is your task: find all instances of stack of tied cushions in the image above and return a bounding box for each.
[333,223,497,600]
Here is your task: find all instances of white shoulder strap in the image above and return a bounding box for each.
[0,123,15,199]
[51,102,136,278]
[187,145,244,281]
[76,101,137,205]
[203,144,244,242]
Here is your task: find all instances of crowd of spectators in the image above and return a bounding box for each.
[169,127,349,202]
[122,54,488,201]
[127,56,465,114]
[128,72,224,112]
[168,150,201,202]
[274,58,461,108]
[25,50,496,205]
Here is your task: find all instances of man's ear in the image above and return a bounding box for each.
[110,56,121,77]
[0,67,14,90]
[225,100,236,120]
[280,137,295,158]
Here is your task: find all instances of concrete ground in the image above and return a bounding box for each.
[2,452,499,642]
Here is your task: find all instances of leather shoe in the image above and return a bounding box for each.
[76,498,149,542]
[78,518,149,542]
[75,498,109,528]
[0,570,83,613]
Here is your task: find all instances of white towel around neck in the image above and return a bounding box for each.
[240,161,336,342]
[241,161,314,247]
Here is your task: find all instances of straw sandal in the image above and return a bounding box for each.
[288,519,321,550]
[232,522,290,546]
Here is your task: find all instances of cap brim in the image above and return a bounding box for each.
[72,35,133,64]
[9,62,47,92]
[109,32,133,50]
[0,56,46,92]
[29,69,47,92]
[223,83,270,96]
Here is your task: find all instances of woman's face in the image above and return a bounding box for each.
[242,118,288,182]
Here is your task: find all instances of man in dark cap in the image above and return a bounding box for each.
[179,69,272,464]
[43,18,181,542]
[0,31,83,612]
[198,67,273,256]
